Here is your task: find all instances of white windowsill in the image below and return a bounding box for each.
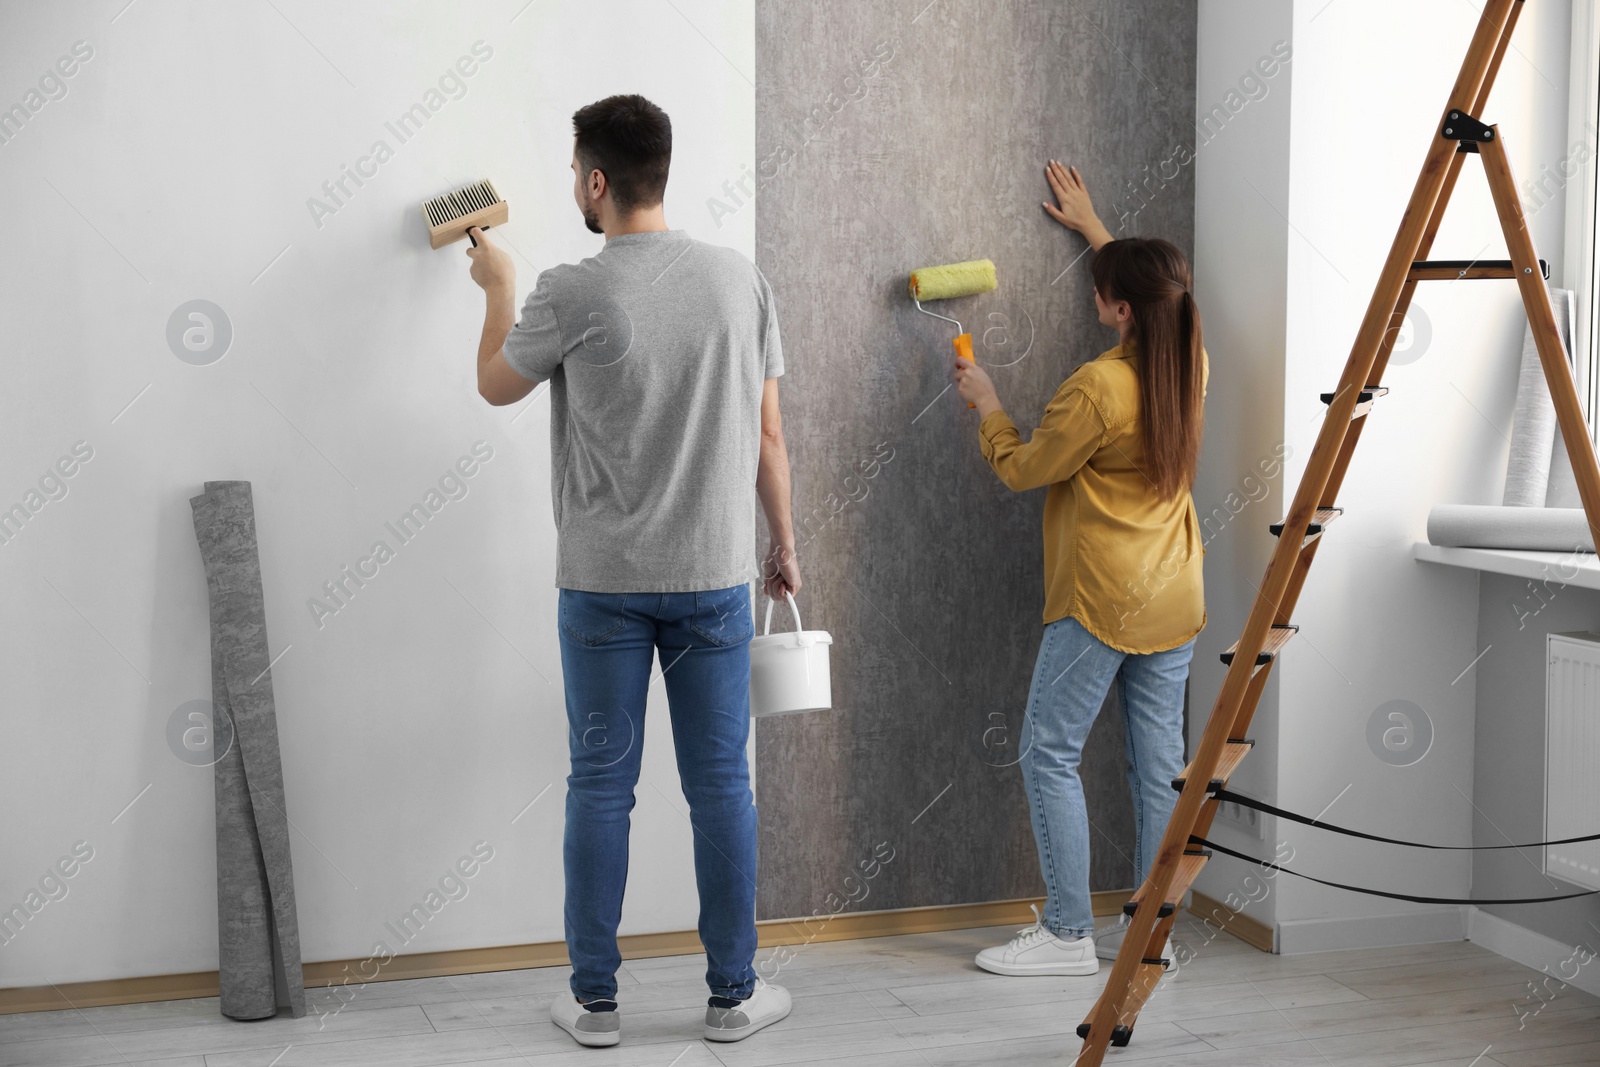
[1413,542,1600,591]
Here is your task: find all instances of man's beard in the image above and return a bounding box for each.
[582,205,602,234]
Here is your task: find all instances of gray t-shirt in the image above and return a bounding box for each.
[501,230,783,593]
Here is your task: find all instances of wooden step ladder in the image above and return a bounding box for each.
[1075,1,1600,1060]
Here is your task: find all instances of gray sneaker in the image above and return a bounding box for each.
[550,994,621,1047]
[703,982,792,1042]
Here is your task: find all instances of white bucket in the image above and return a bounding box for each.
[749,591,833,717]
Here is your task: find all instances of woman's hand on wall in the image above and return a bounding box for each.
[953,358,1002,419]
[1042,161,1113,251]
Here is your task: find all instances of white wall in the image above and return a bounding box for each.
[1195,0,1575,952]
[1276,0,1570,950]
[1189,0,1294,930]
[0,0,754,986]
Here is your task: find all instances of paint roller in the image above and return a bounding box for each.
[908,259,998,408]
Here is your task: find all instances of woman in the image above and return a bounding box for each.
[955,161,1209,977]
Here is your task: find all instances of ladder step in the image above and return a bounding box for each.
[1173,739,1254,793]
[1077,961,1168,1047]
[1269,507,1344,547]
[1409,257,1548,281]
[1220,624,1298,668]
[1320,386,1388,420]
[1124,848,1211,918]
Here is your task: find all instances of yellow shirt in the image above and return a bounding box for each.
[978,341,1208,653]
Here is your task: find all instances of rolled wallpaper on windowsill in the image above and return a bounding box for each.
[1426,504,1595,553]
[1426,287,1597,556]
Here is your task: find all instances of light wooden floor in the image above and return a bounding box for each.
[5,917,1600,1066]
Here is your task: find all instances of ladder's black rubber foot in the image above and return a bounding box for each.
[1111,1025,1134,1047]
[1143,956,1172,967]
[1076,1023,1092,1040]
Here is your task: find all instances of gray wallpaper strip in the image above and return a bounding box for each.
[753,2,1197,919]
[190,481,306,1020]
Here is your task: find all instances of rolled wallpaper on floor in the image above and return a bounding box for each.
[1501,286,1575,507]
[190,481,306,1020]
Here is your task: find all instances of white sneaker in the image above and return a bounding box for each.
[703,981,792,1042]
[550,994,620,1047]
[1094,914,1177,972]
[975,905,1098,976]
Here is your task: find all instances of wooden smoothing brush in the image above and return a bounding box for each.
[423,179,508,249]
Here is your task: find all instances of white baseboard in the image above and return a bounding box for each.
[1275,906,1468,955]
[1468,907,1600,998]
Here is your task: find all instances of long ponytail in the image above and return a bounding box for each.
[1090,238,1205,501]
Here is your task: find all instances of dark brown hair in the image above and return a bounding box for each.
[1090,238,1205,501]
[572,94,672,212]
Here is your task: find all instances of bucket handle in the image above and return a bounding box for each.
[762,590,804,637]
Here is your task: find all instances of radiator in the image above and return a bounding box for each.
[1545,631,1600,891]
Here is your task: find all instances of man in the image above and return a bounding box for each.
[465,94,799,1047]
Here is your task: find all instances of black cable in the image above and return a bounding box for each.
[1193,836,1600,905]
[1212,787,1600,851]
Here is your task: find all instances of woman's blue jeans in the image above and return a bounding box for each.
[1020,615,1196,938]
[557,585,758,1002]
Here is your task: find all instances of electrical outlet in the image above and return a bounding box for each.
[1214,794,1266,840]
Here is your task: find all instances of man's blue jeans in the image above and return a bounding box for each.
[557,584,758,1003]
[1020,615,1196,938]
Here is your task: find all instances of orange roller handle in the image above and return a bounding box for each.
[953,333,976,408]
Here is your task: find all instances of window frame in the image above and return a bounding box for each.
[1565,0,1600,443]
